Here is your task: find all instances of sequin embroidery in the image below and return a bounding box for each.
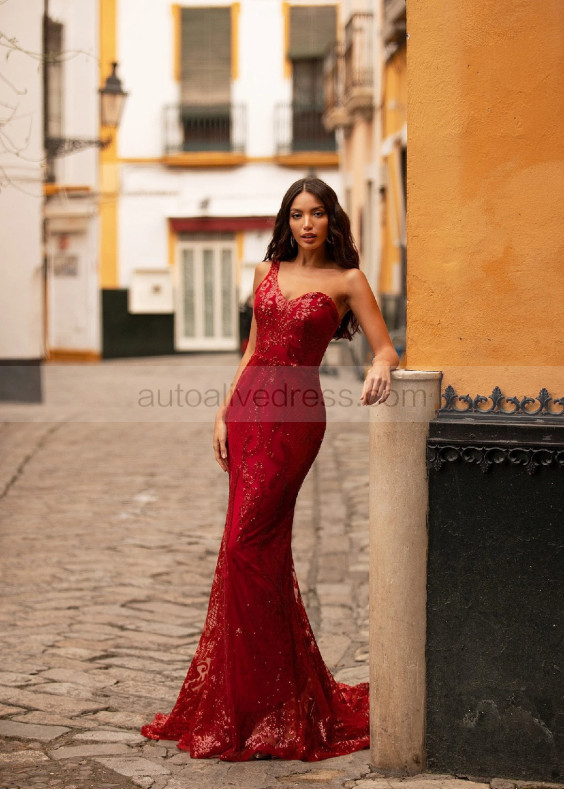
[140,259,369,761]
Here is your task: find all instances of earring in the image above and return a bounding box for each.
[290,236,296,249]
[327,233,334,245]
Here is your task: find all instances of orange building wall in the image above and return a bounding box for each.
[379,45,407,296]
[383,46,406,141]
[406,1,564,396]
[99,0,119,289]
[343,116,374,259]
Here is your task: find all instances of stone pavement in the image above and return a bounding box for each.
[0,354,557,790]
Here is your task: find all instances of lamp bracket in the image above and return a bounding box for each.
[46,136,112,158]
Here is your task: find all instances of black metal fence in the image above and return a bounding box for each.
[426,389,564,782]
[274,103,336,154]
[163,104,246,154]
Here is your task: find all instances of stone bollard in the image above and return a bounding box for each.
[369,369,442,774]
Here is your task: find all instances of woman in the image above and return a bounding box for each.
[141,178,399,761]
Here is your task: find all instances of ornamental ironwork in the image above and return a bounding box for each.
[45,136,111,158]
[439,385,564,418]
[427,443,564,475]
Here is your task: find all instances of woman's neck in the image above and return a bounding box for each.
[291,248,331,269]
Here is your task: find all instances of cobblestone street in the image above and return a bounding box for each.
[0,355,550,789]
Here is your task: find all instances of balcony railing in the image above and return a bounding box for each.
[383,0,406,47]
[163,104,246,155]
[323,41,352,130]
[274,103,337,154]
[344,12,374,112]
[323,42,344,114]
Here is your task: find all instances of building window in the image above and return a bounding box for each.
[288,5,336,61]
[44,17,63,181]
[178,7,233,152]
[164,7,246,155]
[275,5,337,153]
[180,7,231,105]
[291,58,328,151]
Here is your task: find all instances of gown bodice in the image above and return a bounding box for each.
[251,260,341,368]
[226,260,342,424]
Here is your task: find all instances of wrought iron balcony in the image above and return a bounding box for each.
[324,42,343,113]
[274,103,337,154]
[323,42,351,131]
[344,12,374,114]
[163,104,246,155]
[383,0,406,47]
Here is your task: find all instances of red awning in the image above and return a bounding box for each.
[169,216,275,233]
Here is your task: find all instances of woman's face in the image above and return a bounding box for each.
[289,190,329,252]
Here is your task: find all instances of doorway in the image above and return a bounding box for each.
[175,234,237,351]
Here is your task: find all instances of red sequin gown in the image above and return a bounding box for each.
[141,260,369,761]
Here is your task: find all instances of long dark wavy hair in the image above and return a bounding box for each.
[264,177,361,341]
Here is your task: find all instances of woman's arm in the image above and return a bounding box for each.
[213,262,270,471]
[343,268,400,406]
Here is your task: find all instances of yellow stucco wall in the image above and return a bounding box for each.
[99,0,119,289]
[343,117,374,258]
[379,46,406,296]
[383,46,406,141]
[406,1,564,396]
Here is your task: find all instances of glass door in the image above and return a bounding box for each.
[175,240,237,351]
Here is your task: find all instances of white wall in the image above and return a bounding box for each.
[240,229,272,302]
[118,0,178,159]
[42,0,101,354]
[119,163,342,287]
[116,0,343,291]
[118,0,295,159]
[46,211,100,351]
[117,0,341,160]
[0,1,44,359]
[341,0,373,18]
[49,0,99,188]
[235,0,290,158]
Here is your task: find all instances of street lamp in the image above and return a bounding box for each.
[99,62,128,130]
[46,62,128,157]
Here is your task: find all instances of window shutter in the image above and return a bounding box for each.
[46,19,63,137]
[292,59,324,107]
[288,5,336,59]
[181,7,231,105]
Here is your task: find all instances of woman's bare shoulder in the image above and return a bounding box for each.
[255,261,271,276]
[341,266,366,283]
[341,266,368,294]
[253,261,272,291]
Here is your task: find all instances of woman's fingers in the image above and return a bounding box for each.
[377,383,391,403]
[213,421,229,472]
[219,436,228,468]
[214,439,228,472]
[361,373,392,405]
[360,382,373,404]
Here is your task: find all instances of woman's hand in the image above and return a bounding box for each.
[340,269,399,406]
[213,411,229,472]
[360,361,393,406]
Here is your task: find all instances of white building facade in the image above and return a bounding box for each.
[105,0,342,357]
[43,0,101,362]
[0,0,45,400]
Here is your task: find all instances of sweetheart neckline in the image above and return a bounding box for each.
[272,261,341,324]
